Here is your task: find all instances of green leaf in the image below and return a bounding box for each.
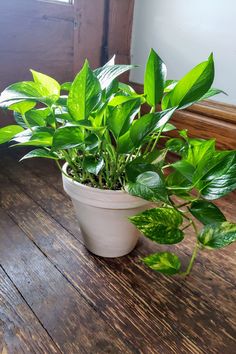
[158,123,176,133]
[198,222,236,249]
[130,108,175,147]
[0,82,43,107]
[12,127,54,147]
[61,82,72,91]
[94,61,135,90]
[126,157,158,182]
[142,252,181,275]
[199,151,236,200]
[189,200,226,225]
[25,108,51,127]
[108,95,140,107]
[117,131,134,154]
[0,125,24,144]
[164,80,178,93]
[130,207,184,244]
[199,87,227,101]
[171,139,216,183]
[68,60,102,120]
[107,98,140,139]
[30,69,60,101]
[83,156,104,175]
[20,148,59,161]
[52,125,84,150]
[144,48,167,107]
[125,171,169,203]
[166,170,193,195]
[166,138,186,154]
[171,160,195,182]
[84,134,100,151]
[8,101,36,114]
[118,82,136,95]
[167,53,214,108]
[15,108,51,128]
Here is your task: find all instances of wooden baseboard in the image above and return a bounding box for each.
[130,82,236,150]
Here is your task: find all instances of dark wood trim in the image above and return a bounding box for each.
[129,81,236,150]
[187,100,236,124]
[107,0,134,80]
[73,0,106,72]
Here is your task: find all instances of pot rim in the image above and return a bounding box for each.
[62,162,129,195]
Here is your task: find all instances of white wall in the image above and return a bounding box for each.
[130,0,236,104]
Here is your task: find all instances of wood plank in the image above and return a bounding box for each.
[5,154,236,286]
[0,265,61,354]
[0,208,133,353]
[188,100,236,124]
[8,150,236,284]
[1,157,236,353]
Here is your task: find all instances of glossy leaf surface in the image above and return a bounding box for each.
[167,54,214,109]
[142,252,181,275]
[130,207,184,244]
[198,222,236,249]
[53,125,84,149]
[0,125,24,144]
[144,48,167,107]
[20,148,59,161]
[68,60,101,120]
[189,200,226,225]
[126,171,169,203]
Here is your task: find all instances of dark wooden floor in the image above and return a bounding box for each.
[0,149,236,354]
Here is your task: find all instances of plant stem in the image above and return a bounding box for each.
[180,242,200,277]
[22,113,33,132]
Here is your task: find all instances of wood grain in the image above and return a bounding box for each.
[0,0,75,90]
[8,154,236,286]
[0,207,132,353]
[0,265,61,354]
[0,154,236,353]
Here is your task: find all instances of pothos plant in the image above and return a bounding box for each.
[0,48,235,275]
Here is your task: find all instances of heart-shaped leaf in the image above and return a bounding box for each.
[189,200,226,225]
[53,125,84,149]
[199,151,236,200]
[83,156,104,175]
[198,222,236,249]
[126,171,169,203]
[142,252,181,275]
[20,148,59,161]
[0,125,24,144]
[130,207,184,244]
[30,69,60,101]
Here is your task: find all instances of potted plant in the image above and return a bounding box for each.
[0,49,235,268]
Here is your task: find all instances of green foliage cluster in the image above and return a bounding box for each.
[0,49,235,275]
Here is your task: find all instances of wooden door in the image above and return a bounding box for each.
[0,0,106,90]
